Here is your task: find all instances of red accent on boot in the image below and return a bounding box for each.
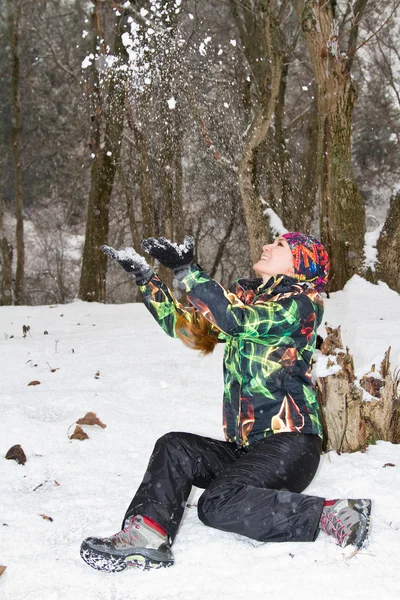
[143,516,167,537]
[323,499,338,507]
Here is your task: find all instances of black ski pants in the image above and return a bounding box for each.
[123,431,325,544]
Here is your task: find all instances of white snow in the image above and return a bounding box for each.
[312,351,342,381]
[199,36,211,56]
[263,206,289,236]
[167,97,176,110]
[112,247,149,269]
[364,224,384,272]
[81,54,94,69]
[1,277,400,599]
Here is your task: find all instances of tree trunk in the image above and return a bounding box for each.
[273,61,295,229]
[7,0,25,305]
[126,97,156,242]
[231,0,284,264]
[118,165,141,251]
[292,0,368,291]
[79,9,129,302]
[157,96,185,289]
[261,61,296,229]
[210,207,237,278]
[376,191,400,293]
[0,202,13,306]
[293,95,319,233]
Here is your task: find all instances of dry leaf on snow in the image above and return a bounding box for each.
[0,566,6,577]
[39,514,53,522]
[69,426,89,441]
[28,380,41,386]
[76,412,107,429]
[5,444,27,465]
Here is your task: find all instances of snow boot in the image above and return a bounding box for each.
[320,499,372,549]
[80,515,174,572]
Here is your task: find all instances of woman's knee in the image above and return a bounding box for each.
[197,482,239,528]
[197,489,214,526]
[152,432,198,472]
[154,431,188,450]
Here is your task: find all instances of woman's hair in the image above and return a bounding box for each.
[175,311,219,355]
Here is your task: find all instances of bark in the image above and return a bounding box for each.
[231,0,284,264]
[273,61,295,229]
[125,103,156,240]
[79,8,129,302]
[376,191,400,293]
[317,326,400,453]
[210,208,237,279]
[158,86,184,243]
[117,165,141,252]
[7,0,25,305]
[262,61,295,229]
[0,202,13,306]
[293,95,319,233]
[292,0,368,291]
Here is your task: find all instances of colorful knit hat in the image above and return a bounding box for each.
[282,232,330,292]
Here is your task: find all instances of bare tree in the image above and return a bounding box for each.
[291,0,370,291]
[79,2,130,302]
[0,199,13,306]
[6,0,24,304]
[230,0,284,264]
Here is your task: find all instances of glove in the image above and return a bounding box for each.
[141,236,194,274]
[101,245,153,285]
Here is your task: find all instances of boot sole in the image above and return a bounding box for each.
[80,541,174,573]
[348,499,372,549]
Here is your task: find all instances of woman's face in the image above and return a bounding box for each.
[253,237,294,280]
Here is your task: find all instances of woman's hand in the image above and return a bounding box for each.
[141,236,194,272]
[101,245,153,285]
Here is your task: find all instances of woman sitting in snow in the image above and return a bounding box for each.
[80,232,371,572]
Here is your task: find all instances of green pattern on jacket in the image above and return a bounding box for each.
[140,265,323,447]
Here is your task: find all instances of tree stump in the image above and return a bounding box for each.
[316,326,400,453]
[376,191,400,293]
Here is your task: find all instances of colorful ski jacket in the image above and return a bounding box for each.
[140,265,324,447]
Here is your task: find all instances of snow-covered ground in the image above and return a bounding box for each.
[1,276,400,600]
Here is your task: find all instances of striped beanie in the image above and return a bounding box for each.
[282,232,330,292]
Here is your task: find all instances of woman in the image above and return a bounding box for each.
[80,233,371,572]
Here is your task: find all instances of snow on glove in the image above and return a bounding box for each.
[101,245,153,285]
[141,236,194,275]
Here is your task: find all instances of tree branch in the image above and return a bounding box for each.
[28,27,78,82]
[345,0,369,70]
[353,0,400,55]
[184,83,237,173]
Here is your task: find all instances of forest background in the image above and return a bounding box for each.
[1,0,400,307]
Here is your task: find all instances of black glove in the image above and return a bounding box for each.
[101,245,153,285]
[141,236,194,274]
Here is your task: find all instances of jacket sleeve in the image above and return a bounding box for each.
[139,274,195,339]
[182,266,305,342]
